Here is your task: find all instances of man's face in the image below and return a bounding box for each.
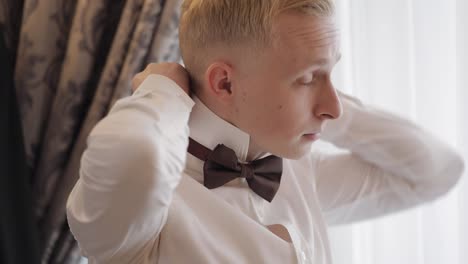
[231,13,342,159]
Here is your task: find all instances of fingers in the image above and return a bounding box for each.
[132,63,157,93]
[131,63,191,95]
[131,72,143,92]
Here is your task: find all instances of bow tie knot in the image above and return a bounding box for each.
[239,163,254,180]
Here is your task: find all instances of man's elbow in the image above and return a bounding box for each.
[419,151,465,201]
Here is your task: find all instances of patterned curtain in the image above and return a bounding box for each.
[0,0,183,263]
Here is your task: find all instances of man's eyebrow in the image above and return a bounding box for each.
[312,53,342,66]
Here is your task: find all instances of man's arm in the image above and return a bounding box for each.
[66,64,194,263]
[314,91,465,226]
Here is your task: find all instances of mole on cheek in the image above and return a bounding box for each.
[278,105,283,110]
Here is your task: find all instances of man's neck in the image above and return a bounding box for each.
[246,138,268,162]
[189,94,269,162]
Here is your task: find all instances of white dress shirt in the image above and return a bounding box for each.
[66,74,465,264]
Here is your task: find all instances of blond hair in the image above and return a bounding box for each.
[179,0,334,85]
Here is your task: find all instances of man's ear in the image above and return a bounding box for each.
[204,62,234,101]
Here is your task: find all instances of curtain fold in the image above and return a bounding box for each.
[1,24,40,264]
[2,0,183,263]
[329,1,467,264]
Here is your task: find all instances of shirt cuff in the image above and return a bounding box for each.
[134,74,195,110]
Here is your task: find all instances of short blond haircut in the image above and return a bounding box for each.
[179,0,335,86]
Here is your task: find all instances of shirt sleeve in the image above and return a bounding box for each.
[66,74,195,263]
[314,91,465,226]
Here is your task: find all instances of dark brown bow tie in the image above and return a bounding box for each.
[187,138,283,202]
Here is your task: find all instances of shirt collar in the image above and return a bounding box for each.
[188,95,251,162]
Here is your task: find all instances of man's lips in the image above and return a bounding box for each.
[303,133,321,141]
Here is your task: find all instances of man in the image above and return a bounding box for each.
[67,0,465,263]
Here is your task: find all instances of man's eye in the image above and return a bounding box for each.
[300,75,315,85]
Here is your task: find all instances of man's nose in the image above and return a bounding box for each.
[313,80,342,121]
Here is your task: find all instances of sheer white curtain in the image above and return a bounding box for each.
[327,0,468,263]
